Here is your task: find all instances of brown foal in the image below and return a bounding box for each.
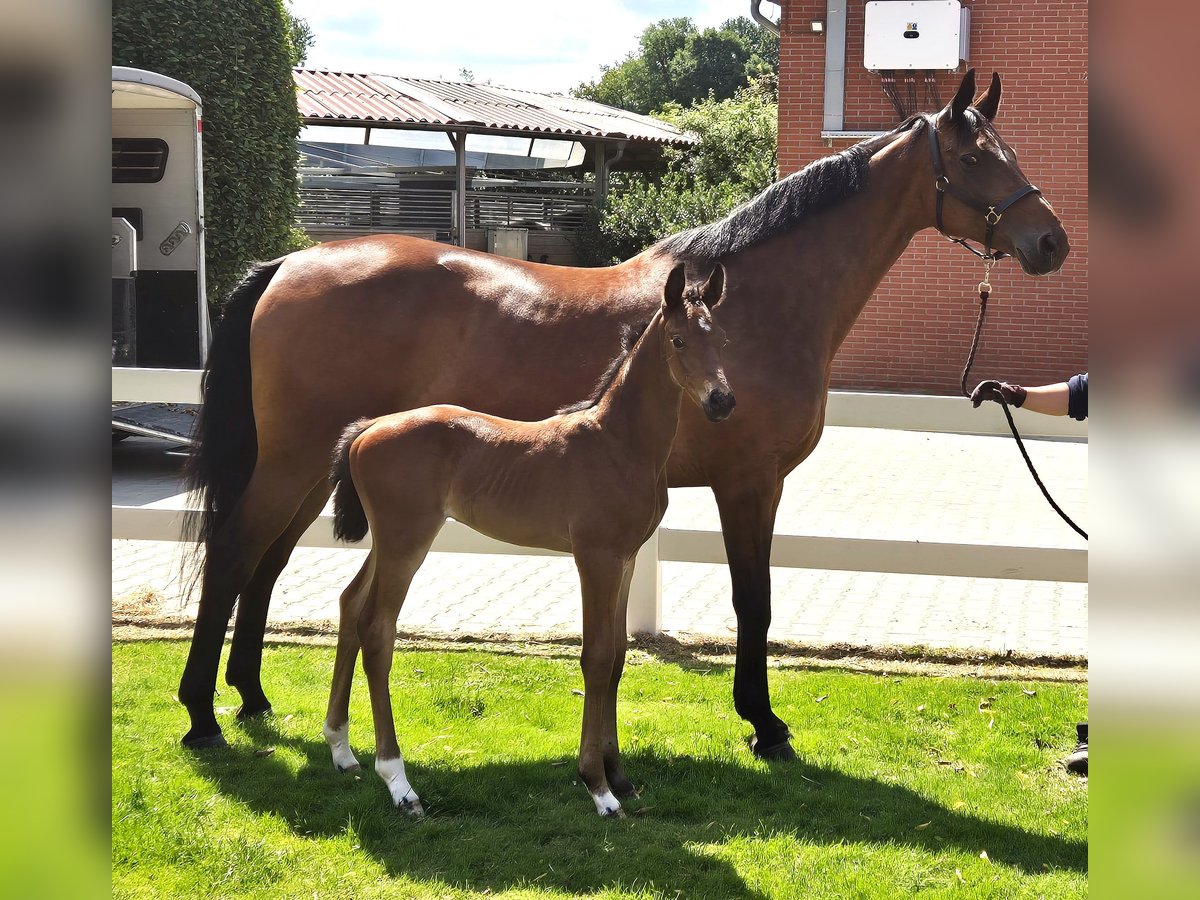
[322,264,733,817]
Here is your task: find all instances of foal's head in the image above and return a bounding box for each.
[661,263,735,422]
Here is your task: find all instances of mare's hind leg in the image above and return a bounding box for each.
[359,512,444,814]
[600,557,636,797]
[178,457,323,748]
[323,552,375,773]
[574,550,627,817]
[227,482,330,721]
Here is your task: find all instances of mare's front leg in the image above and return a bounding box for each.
[323,552,375,773]
[575,550,627,817]
[712,475,795,760]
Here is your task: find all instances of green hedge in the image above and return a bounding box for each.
[112,0,303,309]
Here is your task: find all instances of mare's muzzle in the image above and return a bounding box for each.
[703,388,736,422]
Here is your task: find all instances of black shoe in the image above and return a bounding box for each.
[1064,722,1087,776]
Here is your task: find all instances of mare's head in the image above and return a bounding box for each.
[661,263,735,422]
[925,69,1070,275]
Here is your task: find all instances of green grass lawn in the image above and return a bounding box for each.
[113,641,1087,899]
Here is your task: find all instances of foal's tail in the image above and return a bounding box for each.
[330,418,375,543]
[183,260,283,557]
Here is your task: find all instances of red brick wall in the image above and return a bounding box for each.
[778,1,1088,394]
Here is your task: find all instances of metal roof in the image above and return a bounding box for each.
[294,69,695,147]
[113,66,202,109]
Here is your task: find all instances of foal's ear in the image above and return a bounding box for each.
[946,68,976,123]
[974,72,1002,121]
[663,262,687,312]
[700,263,726,308]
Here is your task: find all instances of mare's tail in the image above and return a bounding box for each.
[330,419,375,543]
[182,260,283,557]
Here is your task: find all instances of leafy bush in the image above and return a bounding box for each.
[112,0,302,309]
[575,83,778,265]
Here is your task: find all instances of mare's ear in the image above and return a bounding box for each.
[945,68,976,123]
[663,262,687,312]
[974,72,1002,121]
[701,262,726,308]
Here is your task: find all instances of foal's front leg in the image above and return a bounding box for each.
[599,557,636,797]
[575,550,627,817]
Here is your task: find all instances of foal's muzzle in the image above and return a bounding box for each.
[703,388,736,422]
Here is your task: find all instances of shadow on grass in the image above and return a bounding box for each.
[189,718,1086,897]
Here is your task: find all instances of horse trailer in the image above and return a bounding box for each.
[112,66,209,442]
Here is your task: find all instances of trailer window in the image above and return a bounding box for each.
[112,138,169,183]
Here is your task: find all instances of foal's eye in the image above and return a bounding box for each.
[671,336,685,349]
[961,153,980,167]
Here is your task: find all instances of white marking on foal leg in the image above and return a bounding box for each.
[376,755,424,816]
[591,788,623,818]
[322,721,361,772]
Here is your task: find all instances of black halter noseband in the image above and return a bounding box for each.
[923,114,1042,261]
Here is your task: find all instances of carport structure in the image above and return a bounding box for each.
[293,69,695,249]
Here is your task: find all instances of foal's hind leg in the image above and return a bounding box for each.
[359,513,444,814]
[178,458,322,748]
[600,557,636,797]
[227,482,330,721]
[323,552,375,773]
[575,550,627,817]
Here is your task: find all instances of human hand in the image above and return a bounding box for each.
[970,380,1027,408]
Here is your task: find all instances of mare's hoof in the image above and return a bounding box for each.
[601,805,626,819]
[236,703,273,723]
[749,734,796,761]
[182,730,228,750]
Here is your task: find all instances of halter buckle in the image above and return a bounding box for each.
[935,176,950,193]
[985,207,1003,225]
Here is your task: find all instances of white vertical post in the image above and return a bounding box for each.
[626,528,662,635]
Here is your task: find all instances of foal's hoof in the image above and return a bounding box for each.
[336,762,362,774]
[181,729,228,750]
[749,734,797,761]
[396,795,425,817]
[609,773,638,798]
[591,789,624,818]
[236,702,273,723]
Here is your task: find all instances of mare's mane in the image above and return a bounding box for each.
[653,114,932,263]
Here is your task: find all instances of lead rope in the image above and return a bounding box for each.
[960,265,1088,541]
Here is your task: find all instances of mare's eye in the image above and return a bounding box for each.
[961,153,980,167]
[671,336,685,349]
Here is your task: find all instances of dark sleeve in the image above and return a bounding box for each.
[1067,373,1088,420]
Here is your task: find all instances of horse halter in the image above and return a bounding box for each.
[922,115,1042,263]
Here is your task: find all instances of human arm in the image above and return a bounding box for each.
[1020,382,1070,416]
[970,379,1075,416]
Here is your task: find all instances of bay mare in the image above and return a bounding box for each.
[323,264,732,817]
[179,70,1070,756]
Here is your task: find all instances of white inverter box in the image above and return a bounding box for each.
[864,1,968,71]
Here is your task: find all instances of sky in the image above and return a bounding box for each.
[285,1,775,95]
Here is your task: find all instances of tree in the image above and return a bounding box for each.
[112,0,306,307]
[575,83,778,265]
[573,16,778,115]
[284,2,316,67]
